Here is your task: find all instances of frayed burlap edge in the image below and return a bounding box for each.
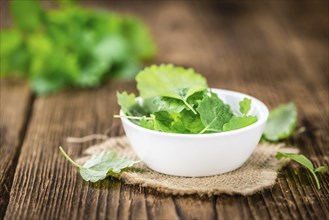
[76,136,299,196]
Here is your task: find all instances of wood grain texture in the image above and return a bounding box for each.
[1,1,328,220]
[0,81,32,218]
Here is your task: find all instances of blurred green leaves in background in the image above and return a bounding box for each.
[0,0,156,94]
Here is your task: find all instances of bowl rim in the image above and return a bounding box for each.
[119,88,269,138]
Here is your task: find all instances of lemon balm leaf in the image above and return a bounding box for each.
[263,103,297,141]
[140,116,154,130]
[59,147,139,182]
[136,64,208,114]
[117,91,138,115]
[116,91,149,117]
[186,90,207,108]
[276,152,327,190]
[239,98,252,115]
[276,152,314,170]
[180,110,205,133]
[81,151,138,181]
[223,116,257,132]
[143,96,187,113]
[136,64,208,99]
[196,93,233,133]
[153,111,174,132]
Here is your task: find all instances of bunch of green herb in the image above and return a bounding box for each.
[115,64,258,134]
[0,0,156,94]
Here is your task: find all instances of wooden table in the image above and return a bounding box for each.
[1,1,328,219]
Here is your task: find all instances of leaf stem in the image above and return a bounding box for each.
[199,126,208,134]
[182,99,197,114]
[113,115,152,120]
[59,147,83,169]
[310,170,321,190]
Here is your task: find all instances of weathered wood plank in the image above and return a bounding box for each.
[191,1,328,220]
[0,80,33,219]
[256,3,329,218]
[144,189,179,220]
[215,196,253,220]
[4,81,125,220]
[173,196,216,219]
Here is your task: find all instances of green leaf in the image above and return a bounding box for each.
[121,16,156,60]
[275,152,327,189]
[117,91,138,115]
[139,116,154,130]
[26,33,53,57]
[28,51,79,94]
[0,29,26,76]
[113,59,140,80]
[223,116,257,132]
[180,110,205,133]
[314,166,327,173]
[136,64,208,114]
[92,35,128,63]
[186,90,207,108]
[0,29,22,58]
[239,98,252,115]
[73,36,120,87]
[263,103,297,141]
[170,119,189,134]
[196,93,233,133]
[10,0,43,31]
[116,91,149,117]
[31,75,68,95]
[275,152,314,171]
[153,111,175,133]
[143,96,187,113]
[59,147,139,183]
[150,111,191,134]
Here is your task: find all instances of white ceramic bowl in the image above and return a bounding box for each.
[120,89,269,177]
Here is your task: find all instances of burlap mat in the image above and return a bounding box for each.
[76,136,298,196]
